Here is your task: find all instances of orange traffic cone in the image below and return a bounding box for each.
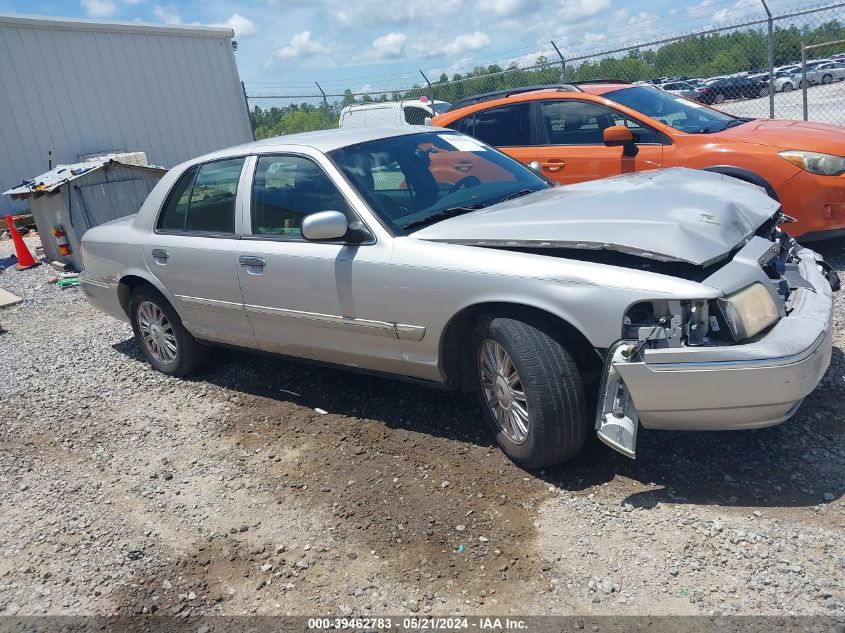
[5,215,40,270]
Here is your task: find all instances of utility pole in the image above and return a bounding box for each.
[315,82,330,127]
[551,40,567,82]
[419,70,434,105]
[760,0,775,118]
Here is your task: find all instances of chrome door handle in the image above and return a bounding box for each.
[239,255,265,267]
[151,248,169,260]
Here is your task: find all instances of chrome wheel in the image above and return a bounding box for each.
[136,300,177,365]
[479,339,529,444]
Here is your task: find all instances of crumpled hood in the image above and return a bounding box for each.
[412,168,780,266]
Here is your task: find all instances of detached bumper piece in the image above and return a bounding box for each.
[595,245,834,459]
[596,342,640,458]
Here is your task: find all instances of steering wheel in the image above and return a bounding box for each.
[447,175,481,196]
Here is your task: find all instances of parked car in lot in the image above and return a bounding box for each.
[749,69,805,92]
[432,82,845,239]
[80,127,837,468]
[696,76,767,103]
[806,61,845,85]
[339,98,450,128]
[657,81,699,99]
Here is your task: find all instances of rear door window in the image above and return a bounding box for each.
[157,166,197,231]
[471,103,532,146]
[156,159,245,234]
[185,158,244,233]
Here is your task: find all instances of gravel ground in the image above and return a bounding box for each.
[0,233,843,619]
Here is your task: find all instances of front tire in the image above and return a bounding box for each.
[129,288,208,376]
[714,93,726,104]
[471,317,587,469]
[782,82,793,92]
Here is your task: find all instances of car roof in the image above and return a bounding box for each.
[193,126,438,162]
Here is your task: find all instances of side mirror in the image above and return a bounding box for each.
[528,160,542,172]
[423,117,433,126]
[302,210,349,241]
[603,125,634,146]
[603,125,639,158]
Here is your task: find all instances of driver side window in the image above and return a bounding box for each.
[251,155,351,238]
[540,100,658,145]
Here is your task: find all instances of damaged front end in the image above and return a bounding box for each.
[596,223,838,458]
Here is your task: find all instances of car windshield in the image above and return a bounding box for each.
[328,131,550,233]
[603,85,743,134]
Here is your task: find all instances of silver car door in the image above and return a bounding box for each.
[236,152,404,374]
[143,157,254,347]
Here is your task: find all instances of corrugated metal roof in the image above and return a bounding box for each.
[3,159,166,199]
[0,14,234,38]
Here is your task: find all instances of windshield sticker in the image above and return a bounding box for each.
[439,134,487,152]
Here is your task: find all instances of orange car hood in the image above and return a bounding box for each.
[713,119,845,152]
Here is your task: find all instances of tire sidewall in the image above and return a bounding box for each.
[129,289,191,375]
[471,319,548,466]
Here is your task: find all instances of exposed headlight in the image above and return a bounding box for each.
[717,283,780,341]
[779,150,845,176]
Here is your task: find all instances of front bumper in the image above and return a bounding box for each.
[604,246,833,437]
[779,169,845,240]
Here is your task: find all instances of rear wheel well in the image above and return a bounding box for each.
[440,303,602,394]
[117,275,160,317]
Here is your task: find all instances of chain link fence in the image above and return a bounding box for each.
[245,2,845,139]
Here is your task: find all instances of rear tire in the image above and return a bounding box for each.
[129,287,208,376]
[714,93,726,104]
[782,82,793,92]
[471,316,587,469]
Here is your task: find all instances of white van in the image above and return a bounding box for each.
[338,98,451,129]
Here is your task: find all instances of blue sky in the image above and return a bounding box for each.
[0,0,817,92]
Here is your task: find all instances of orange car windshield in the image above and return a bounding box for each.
[604,86,746,134]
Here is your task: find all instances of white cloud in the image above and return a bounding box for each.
[210,13,258,38]
[443,31,491,56]
[483,0,533,17]
[369,32,407,60]
[152,4,181,24]
[265,31,336,68]
[81,0,117,17]
[559,0,611,20]
[583,32,606,44]
[332,0,461,26]
[411,31,491,60]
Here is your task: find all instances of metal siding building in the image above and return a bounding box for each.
[0,15,253,214]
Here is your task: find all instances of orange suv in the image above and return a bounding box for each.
[432,81,845,239]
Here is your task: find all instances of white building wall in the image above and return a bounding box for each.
[0,15,253,214]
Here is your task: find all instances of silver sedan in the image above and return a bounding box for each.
[80,127,836,468]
